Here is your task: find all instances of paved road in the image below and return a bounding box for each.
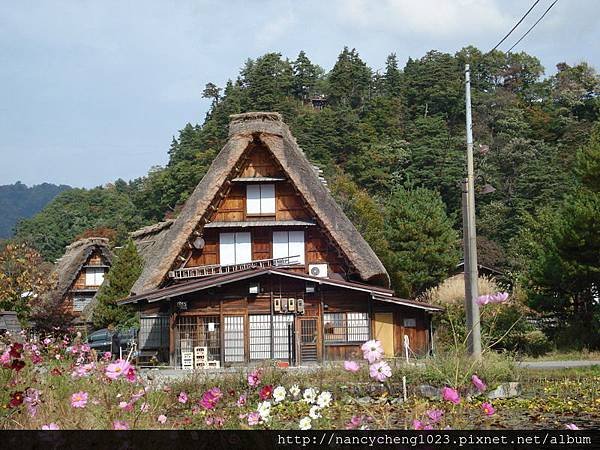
[518,360,600,370]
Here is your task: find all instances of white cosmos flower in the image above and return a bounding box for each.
[257,401,271,422]
[273,386,286,403]
[299,417,312,430]
[316,391,332,408]
[302,388,318,404]
[289,384,301,398]
[309,405,322,420]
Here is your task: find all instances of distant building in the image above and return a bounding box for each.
[121,112,442,367]
[50,237,113,328]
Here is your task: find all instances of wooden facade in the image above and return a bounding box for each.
[126,112,442,368]
[135,272,435,366]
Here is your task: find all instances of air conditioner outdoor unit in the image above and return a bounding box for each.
[309,263,328,278]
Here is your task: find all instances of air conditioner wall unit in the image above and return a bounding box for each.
[308,263,328,278]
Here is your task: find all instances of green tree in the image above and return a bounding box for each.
[327,47,372,109]
[292,50,323,100]
[384,187,460,296]
[92,240,143,329]
[517,125,600,348]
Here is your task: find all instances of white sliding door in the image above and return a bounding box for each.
[272,230,305,264]
[219,232,252,265]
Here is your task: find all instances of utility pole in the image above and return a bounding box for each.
[464,64,481,358]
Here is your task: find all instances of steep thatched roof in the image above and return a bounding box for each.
[130,112,390,295]
[52,237,113,299]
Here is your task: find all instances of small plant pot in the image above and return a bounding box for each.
[276,361,289,369]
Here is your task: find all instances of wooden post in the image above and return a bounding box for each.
[269,290,274,360]
[219,298,225,367]
[168,299,175,367]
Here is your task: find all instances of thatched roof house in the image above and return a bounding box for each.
[124,112,441,367]
[50,237,113,323]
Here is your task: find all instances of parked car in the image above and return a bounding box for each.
[87,328,137,356]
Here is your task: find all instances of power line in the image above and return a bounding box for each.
[507,0,560,53]
[491,0,541,51]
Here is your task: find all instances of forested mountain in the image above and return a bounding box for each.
[0,182,70,239]
[13,46,599,344]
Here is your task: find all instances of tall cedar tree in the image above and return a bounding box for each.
[518,124,600,348]
[384,187,460,297]
[92,240,143,329]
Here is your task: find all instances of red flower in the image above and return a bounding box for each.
[259,385,273,400]
[51,368,62,376]
[11,359,26,372]
[228,389,236,397]
[8,391,24,408]
[9,343,23,358]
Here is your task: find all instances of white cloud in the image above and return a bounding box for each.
[336,0,510,37]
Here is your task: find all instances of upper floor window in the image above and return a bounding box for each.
[273,230,305,264]
[246,184,275,215]
[85,267,105,286]
[219,232,252,265]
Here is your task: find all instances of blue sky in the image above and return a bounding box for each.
[1,0,598,188]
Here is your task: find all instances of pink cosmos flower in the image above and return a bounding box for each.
[441,387,460,404]
[236,394,247,407]
[178,391,188,404]
[199,387,222,410]
[113,420,129,430]
[344,361,360,372]
[566,423,580,430]
[490,292,509,303]
[369,360,392,382]
[140,402,149,413]
[102,351,112,361]
[481,402,495,416]
[0,350,10,366]
[427,409,444,423]
[476,294,490,306]
[247,412,260,426]
[41,423,59,430]
[423,424,434,430]
[43,338,52,345]
[80,344,91,353]
[345,415,365,430]
[472,374,487,392]
[31,352,43,364]
[24,388,41,418]
[70,391,88,408]
[118,401,133,412]
[247,369,262,387]
[412,419,424,430]
[105,359,132,380]
[361,340,384,363]
[157,414,167,424]
[125,367,137,382]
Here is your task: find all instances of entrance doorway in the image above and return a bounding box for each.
[374,312,394,357]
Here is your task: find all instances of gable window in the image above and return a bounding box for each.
[219,232,252,265]
[85,267,105,286]
[246,184,275,215]
[272,230,305,264]
[72,296,93,312]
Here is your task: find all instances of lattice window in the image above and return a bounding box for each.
[139,315,169,350]
[72,296,92,312]
[249,314,294,360]
[249,315,271,360]
[224,316,245,363]
[176,316,221,366]
[273,315,294,360]
[324,312,370,343]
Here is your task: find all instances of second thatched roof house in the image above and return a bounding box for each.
[50,237,113,327]
[122,112,442,367]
